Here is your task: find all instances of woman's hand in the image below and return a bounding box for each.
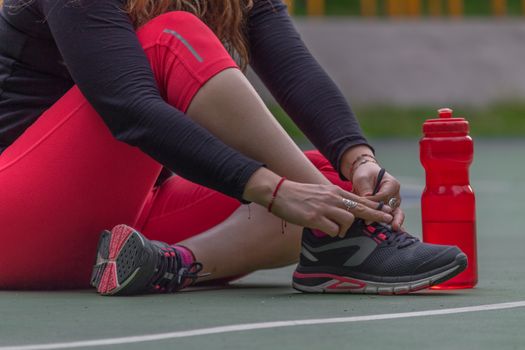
[340,145,405,231]
[351,161,404,231]
[243,167,393,238]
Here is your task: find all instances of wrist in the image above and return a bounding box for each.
[242,167,281,206]
[340,145,375,180]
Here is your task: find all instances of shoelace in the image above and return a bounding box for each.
[149,246,203,292]
[368,222,418,249]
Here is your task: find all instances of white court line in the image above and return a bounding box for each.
[1,300,524,350]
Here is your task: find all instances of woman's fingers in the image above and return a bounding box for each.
[313,217,342,237]
[391,207,405,231]
[363,173,402,225]
[336,188,393,224]
[366,174,401,203]
[326,207,355,238]
[348,201,393,224]
[264,180,397,236]
[389,196,402,209]
[305,198,356,237]
[337,188,393,214]
[371,193,402,212]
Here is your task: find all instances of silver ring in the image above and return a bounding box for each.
[342,198,358,211]
[388,197,399,208]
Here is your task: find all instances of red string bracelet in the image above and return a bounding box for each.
[267,177,286,213]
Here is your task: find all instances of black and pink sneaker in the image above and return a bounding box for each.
[90,224,202,296]
[292,221,467,294]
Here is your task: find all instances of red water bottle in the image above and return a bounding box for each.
[420,108,477,289]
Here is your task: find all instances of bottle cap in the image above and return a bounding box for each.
[423,108,469,135]
[438,108,453,118]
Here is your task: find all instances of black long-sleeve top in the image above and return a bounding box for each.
[0,0,369,201]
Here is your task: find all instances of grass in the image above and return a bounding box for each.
[291,0,525,17]
[269,102,525,139]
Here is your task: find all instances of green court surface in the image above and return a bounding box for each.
[1,139,524,350]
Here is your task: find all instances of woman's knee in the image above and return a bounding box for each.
[136,10,226,56]
[304,150,353,192]
[136,11,238,112]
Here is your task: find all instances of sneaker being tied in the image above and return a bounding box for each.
[293,220,467,294]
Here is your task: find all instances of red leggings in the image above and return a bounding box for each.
[0,12,352,289]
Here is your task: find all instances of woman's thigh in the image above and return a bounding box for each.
[0,87,162,289]
[0,11,237,289]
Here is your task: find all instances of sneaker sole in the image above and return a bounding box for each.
[90,225,146,296]
[292,252,467,295]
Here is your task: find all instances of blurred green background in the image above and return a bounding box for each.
[267,0,525,139]
[290,0,525,16]
[270,102,525,139]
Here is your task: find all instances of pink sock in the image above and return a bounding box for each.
[171,245,195,266]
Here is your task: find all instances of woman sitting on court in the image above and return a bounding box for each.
[0,0,466,295]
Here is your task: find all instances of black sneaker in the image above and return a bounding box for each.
[90,224,202,296]
[293,221,467,294]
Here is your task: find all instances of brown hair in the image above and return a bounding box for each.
[127,0,254,70]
